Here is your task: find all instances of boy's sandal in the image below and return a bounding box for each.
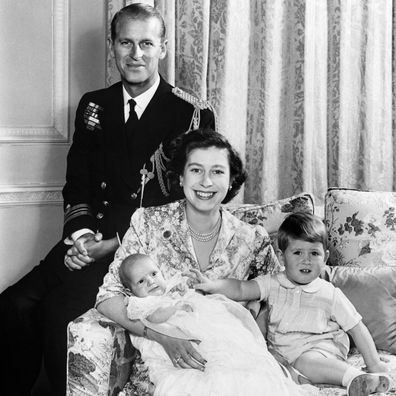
[347,373,391,396]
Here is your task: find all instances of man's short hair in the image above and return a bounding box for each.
[111,3,166,42]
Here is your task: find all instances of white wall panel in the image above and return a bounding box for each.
[0,0,69,142]
[0,0,106,291]
[0,205,63,292]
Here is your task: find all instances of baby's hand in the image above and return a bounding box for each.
[175,301,194,313]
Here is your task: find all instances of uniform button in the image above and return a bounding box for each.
[101,182,107,189]
[103,201,109,206]
[96,212,104,219]
[131,193,137,200]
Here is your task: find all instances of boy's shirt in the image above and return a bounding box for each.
[253,272,362,363]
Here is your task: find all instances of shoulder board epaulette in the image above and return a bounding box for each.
[172,87,210,110]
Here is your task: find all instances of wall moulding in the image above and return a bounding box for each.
[0,0,69,143]
[0,185,63,207]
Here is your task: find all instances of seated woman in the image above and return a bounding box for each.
[95,127,312,395]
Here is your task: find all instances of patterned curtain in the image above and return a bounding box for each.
[106,0,395,205]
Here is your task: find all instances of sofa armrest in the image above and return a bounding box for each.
[67,308,136,396]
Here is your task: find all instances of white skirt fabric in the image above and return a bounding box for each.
[130,291,318,396]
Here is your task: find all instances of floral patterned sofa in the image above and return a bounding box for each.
[67,188,396,396]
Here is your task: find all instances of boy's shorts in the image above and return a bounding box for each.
[292,338,348,366]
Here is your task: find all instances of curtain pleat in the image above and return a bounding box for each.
[393,0,396,189]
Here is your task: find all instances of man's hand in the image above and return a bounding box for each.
[64,233,118,271]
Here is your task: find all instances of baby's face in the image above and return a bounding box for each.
[127,257,166,297]
[278,238,329,285]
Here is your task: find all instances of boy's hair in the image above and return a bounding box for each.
[119,253,147,289]
[277,212,328,252]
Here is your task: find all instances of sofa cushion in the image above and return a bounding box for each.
[325,188,396,267]
[67,308,136,395]
[226,192,315,249]
[326,265,396,354]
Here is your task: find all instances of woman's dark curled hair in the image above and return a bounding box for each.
[167,127,247,203]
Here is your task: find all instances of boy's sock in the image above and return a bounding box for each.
[342,366,362,387]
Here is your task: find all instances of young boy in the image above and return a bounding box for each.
[193,212,391,396]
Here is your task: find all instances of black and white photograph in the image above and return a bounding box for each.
[0,1,396,395]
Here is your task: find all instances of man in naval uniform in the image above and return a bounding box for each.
[0,3,214,396]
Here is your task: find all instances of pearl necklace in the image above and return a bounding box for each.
[188,215,222,243]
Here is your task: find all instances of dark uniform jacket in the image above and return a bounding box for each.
[62,77,215,240]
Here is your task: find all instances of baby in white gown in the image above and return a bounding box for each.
[119,253,318,396]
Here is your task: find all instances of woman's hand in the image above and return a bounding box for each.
[150,330,206,371]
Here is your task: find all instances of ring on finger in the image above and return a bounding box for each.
[175,355,182,364]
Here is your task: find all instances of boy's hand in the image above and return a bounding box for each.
[195,281,218,294]
[183,268,208,283]
[246,300,261,318]
[182,269,217,294]
[189,269,212,290]
[367,360,391,373]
